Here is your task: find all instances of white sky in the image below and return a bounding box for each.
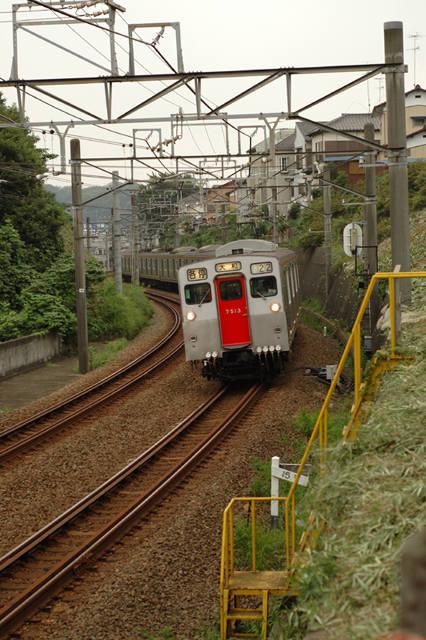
[0,0,425,189]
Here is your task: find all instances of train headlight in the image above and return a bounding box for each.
[256,346,262,354]
[269,345,275,352]
[212,351,218,358]
[206,351,212,359]
[186,311,196,321]
[262,346,268,353]
[276,345,282,352]
[270,302,281,312]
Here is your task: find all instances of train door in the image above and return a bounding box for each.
[215,276,251,348]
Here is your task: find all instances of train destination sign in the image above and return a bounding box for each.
[251,262,272,274]
[215,261,242,273]
[187,268,207,281]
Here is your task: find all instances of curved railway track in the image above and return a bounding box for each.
[0,380,264,639]
[0,293,183,467]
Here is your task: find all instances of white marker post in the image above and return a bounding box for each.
[271,456,310,529]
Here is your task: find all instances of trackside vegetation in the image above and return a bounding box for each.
[0,92,153,348]
[288,162,426,257]
[280,318,426,640]
[0,231,153,344]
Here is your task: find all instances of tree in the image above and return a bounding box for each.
[0,93,68,268]
[0,221,34,308]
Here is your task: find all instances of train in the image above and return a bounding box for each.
[122,239,301,381]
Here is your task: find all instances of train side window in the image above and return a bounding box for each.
[185,283,212,305]
[295,264,301,290]
[219,279,243,301]
[250,276,277,298]
[286,270,293,303]
[290,266,296,298]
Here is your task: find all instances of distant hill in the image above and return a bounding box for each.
[45,183,133,224]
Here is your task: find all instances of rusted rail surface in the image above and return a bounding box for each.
[0,294,183,466]
[0,380,264,639]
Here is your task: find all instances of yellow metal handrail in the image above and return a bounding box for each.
[284,270,426,561]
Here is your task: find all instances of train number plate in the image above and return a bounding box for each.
[250,262,272,274]
[187,268,207,281]
[215,261,242,273]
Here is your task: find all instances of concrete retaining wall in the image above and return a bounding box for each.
[0,331,65,378]
[296,247,360,328]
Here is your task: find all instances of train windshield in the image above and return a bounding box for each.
[250,276,278,298]
[185,283,212,305]
[218,279,243,301]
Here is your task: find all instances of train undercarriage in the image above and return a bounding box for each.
[199,349,288,382]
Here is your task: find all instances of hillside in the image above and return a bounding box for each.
[283,209,426,639]
[45,183,132,224]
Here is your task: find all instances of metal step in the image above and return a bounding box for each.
[226,608,263,621]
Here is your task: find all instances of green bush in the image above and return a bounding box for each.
[87,280,153,342]
[296,231,324,250]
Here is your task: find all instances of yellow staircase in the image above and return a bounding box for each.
[220,497,301,640]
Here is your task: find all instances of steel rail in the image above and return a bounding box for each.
[0,381,264,639]
[0,295,183,465]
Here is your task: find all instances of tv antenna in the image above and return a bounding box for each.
[407,33,424,87]
[376,77,385,103]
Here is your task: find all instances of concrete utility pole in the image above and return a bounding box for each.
[86,216,91,250]
[364,122,379,332]
[384,21,411,304]
[221,208,227,245]
[70,139,89,375]
[323,169,332,298]
[112,171,122,294]
[264,119,280,244]
[131,195,138,285]
[175,186,182,249]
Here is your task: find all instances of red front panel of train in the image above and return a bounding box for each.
[216,277,251,348]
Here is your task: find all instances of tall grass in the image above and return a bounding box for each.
[87,281,153,342]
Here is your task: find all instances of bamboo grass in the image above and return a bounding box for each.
[285,323,426,640]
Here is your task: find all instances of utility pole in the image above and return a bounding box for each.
[364,123,379,334]
[175,186,181,249]
[70,139,89,374]
[221,207,227,244]
[112,171,122,293]
[384,21,411,304]
[86,216,91,250]
[323,169,332,298]
[263,118,280,244]
[131,194,138,285]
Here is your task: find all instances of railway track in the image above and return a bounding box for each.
[0,292,183,467]
[0,380,264,639]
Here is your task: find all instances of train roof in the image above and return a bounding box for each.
[216,239,277,257]
[129,240,296,261]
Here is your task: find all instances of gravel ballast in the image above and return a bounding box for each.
[2,320,344,639]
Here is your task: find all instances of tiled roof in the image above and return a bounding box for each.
[296,121,321,138]
[308,113,381,135]
[275,132,296,150]
[407,124,426,139]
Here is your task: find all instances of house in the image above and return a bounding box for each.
[373,85,426,148]
[247,129,296,221]
[372,85,426,161]
[306,113,384,185]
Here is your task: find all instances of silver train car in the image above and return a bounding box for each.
[121,240,301,381]
[177,240,301,381]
